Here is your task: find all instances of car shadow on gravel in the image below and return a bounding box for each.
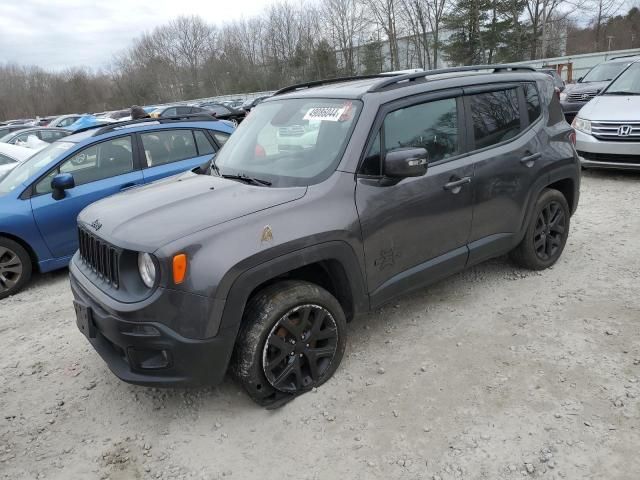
[106,255,527,413]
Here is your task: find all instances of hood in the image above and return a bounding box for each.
[564,81,609,94]
[78,172,307,250]
[578,95,640,121]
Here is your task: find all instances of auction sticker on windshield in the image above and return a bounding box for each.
[303,106,346,122]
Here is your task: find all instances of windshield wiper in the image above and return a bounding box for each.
[221,173,272,187]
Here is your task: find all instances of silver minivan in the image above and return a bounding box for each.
[574,59,640,170]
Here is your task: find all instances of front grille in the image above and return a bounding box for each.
[78,227,121,288]
[567,90,597,102]
[578,151,640,164]
[591,121,640,141]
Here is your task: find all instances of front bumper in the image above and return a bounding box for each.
[70,263,237,387]
[576,129,640,170]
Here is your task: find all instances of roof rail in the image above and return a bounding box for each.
[273,74,396,96]
[73,114,217,136]
[368,64,537,93]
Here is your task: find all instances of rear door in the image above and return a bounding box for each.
[30,135,144,258]
[464,83,548,264]
[139,128,217,183]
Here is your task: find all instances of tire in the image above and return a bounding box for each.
[510,188,570,270]
[232,280,347,405]
[0,237,32,300]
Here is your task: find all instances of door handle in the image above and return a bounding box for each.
[120,183,138,191]
[443,176,472,193]
[520,152,541,167]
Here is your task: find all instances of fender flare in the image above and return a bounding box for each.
[217,240,369,333]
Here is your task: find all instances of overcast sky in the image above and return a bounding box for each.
[0,0,268,71]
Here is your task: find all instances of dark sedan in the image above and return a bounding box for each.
[197,103,246,126]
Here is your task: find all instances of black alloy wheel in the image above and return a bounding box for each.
[262,304,339,393]
[533,200,566,261]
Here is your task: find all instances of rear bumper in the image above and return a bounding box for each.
[70,266,237,387]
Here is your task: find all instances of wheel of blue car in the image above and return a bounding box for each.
[0,237,32,300]
[233,280,347,405]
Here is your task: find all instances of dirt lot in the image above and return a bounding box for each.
[1,170,639,480]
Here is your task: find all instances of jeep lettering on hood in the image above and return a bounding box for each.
[78,171,307,251]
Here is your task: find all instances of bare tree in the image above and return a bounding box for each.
[323,0,366,75]
[365,0,401,70]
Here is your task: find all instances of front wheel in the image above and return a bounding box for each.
[233,280,347,405]
[510,188,570,270]
[0,237,32,300]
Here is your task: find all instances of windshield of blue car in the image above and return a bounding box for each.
[0,141,74,196]
[604,62,640,95]
[214,98,362,187]
[581,62,631,83]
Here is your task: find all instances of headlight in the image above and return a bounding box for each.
[138,252,157,288]
[572,117,591,135]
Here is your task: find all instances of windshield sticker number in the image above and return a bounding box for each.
[303,106,347,122]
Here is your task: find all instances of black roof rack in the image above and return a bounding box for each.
[368,64,537,92]
[273,74,397,96]
[72,114,217,136]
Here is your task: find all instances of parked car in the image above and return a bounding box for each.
[149,105,201,118]
[198,102,246,126]
[241,95,271,112]
[69,66,579,406]
[0,117,233,299]
[66,115,112,132]
[537,68,565,92]
[574,58,640,170]
[49,114,83,129]
[0,127,71,147]
[37,116,57,127]
[560,56,639,123]
[0,124,31,139]
[0,143,34,177]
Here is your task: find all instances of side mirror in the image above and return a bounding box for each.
[51,173,75,200]
[384,147,429,179]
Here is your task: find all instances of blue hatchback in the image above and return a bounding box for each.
[0,117,233,298]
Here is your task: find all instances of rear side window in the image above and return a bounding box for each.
[212,131,230,146]
[523,83,541,124]
[469,89,521,150]
[0,153,14,165]
[194,130,215,155]
[39,130,68,142]
[141,130,198,167]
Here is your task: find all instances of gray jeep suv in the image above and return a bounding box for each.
[70,65,580,406]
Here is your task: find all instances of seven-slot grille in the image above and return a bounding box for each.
[78,227,121,288]
[566,90,598,102]
[591,121,640,141]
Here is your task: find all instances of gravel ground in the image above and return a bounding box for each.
[1,170,639,480]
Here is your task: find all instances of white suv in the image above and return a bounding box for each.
[574,59,640,170]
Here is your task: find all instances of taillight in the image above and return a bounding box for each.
[569,130,576,146]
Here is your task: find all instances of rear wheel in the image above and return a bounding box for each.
[0,237,32,300]
[233,280,347,405]
[510,188,570,270]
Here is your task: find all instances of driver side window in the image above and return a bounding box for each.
[35,136,134,195]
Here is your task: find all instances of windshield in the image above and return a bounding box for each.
[214,98,362,187]
[604,62,640,94]
[0,141,73,196]
[582,62,630,83]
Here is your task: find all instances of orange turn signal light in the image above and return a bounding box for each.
[172,254,187,284]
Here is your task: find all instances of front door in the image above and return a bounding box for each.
[355,93,475,307]
[30,135,143,258]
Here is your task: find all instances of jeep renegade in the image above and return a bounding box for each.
[70,66,580,406]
